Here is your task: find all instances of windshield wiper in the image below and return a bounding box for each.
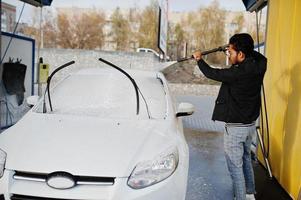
[43,61,75,113]
[98,58,150,118]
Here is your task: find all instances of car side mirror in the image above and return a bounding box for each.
[26,95,39,106]
[176,102,194,117]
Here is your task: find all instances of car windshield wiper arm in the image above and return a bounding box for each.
[43,61,75,113]
[98,58,140,115]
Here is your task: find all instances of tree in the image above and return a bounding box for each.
[57,10,106,49]
[127,7,140,50]
[249,21,265,45]
[110,7,131,51]
[181,0,226,64]
[174,23,185,58]
[233,13,244,33]
[179,12,197,55]
[250,30,265,46]
[56,13,75,48]
[20,8,106,50]
[197,0,226,64]
[77,11,106,49]
[138,0,159,51]
[42,9,57,48]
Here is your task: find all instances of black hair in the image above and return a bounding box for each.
[229,33,254,57]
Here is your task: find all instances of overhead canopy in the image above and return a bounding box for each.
[19,0,52,7]
[242,0,267,12]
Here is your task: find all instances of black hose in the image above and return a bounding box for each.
[98,58,140,115]
[43,61,75,113]
[262,82,270,158]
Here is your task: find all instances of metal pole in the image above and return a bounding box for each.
[37,6,43,96]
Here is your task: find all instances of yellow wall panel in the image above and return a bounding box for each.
[263,0,301,198]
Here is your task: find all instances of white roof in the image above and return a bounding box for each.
[36,68,167,119]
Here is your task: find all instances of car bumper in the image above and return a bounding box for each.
[0,162,188,200]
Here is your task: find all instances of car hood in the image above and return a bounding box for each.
[0,112,177,177]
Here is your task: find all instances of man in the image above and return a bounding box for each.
[193,33,267,200]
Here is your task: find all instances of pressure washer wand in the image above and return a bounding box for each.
[177,44,229,62]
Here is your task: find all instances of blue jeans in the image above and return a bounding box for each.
[224,123,256,200]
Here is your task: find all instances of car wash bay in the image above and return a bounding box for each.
[178,95,292,200]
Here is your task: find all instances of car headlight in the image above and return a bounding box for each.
[127,147,179,189]
[0,149,7,178]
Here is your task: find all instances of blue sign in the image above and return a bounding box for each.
[19,0,53,7]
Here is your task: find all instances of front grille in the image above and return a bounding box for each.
[11,194,76,200]
[13,171,115,186]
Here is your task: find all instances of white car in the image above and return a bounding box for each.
[136,48,161,57]
[0,64,194,199]
[136,48,170,61]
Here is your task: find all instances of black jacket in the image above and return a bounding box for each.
[197,51,267,124]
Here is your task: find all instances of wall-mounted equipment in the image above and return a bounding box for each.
[1,32,35,129]
[39,63,49,84]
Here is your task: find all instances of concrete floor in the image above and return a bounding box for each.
[178,95,292,200]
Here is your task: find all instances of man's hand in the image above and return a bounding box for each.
[193,50,202,61]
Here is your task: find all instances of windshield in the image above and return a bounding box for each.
[34,69,167,119]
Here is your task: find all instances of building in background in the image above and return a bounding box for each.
[56,7,139,52]
[1,2,16,32]
[167,10,267,61]
[7,5,266,61]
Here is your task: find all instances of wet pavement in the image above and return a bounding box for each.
[177,95,292,200]
[177,95,232,200]
[184,128,232,200]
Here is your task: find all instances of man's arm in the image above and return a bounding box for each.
[197,59,239,83]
